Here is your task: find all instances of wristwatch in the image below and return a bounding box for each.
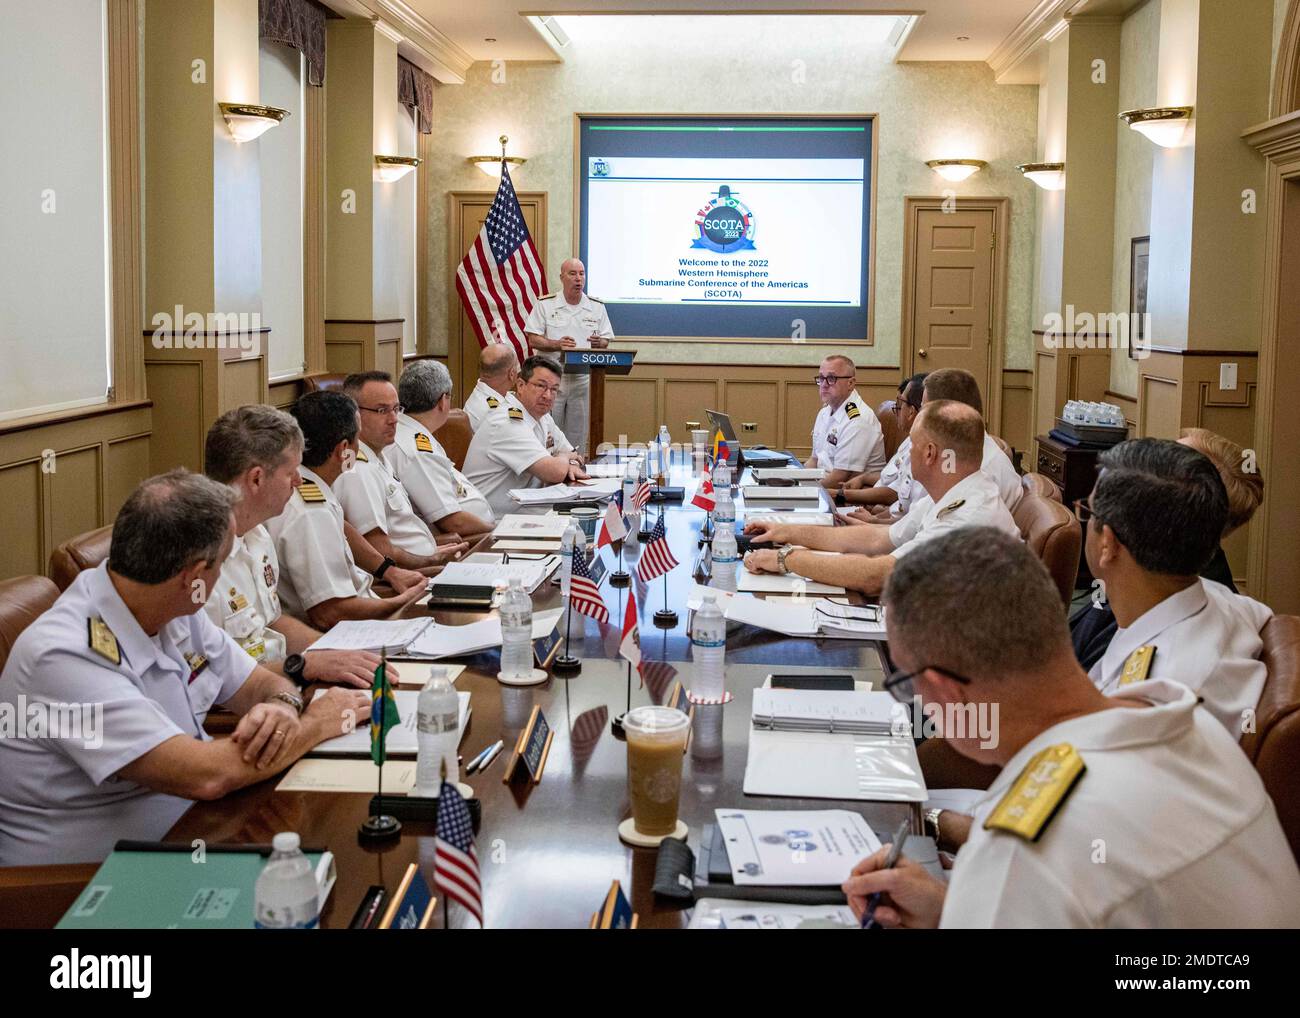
[776,544,796,575]
[924,807,944,847]
[266,690,305,716]
[373,556,396,580]
[283,653,307,686]
[834,486,847,507]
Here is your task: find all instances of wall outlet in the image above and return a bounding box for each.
[1219,362,1238,391]
[742,422,758,432]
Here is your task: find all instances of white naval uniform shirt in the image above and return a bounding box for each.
[202,524,287,664]
[901,431,1022,522]
[0,561,257,866]
[523,293,614,366]
[388,413,494,527]
[462,404,574,518]
[264,465,376,618]
[941,681,1300,928]
[333,440,438,558]
[1088,579,1272,739]
[811,390,886,475]
[888,470,1020,558]
[876,436,919,518]
[464,379,522,433]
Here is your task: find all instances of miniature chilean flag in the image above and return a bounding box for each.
[595,500,628,549]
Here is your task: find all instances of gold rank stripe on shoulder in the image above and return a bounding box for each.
[485,396,500,409]
[587,295,604,303]
[88,617,121,666]
[1120,645,1156,686]
[355,449,369,463]
[844,401,861,419]
[984,744,1085,842]
[298,482,327,504]
[507,407,524,421]
[936,498,966,518]
[414,432,434,454]
[539,292,555,300]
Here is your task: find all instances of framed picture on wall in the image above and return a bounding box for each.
[1129,236,1150,360]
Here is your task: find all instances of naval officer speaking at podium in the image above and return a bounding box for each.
[524,258,614,454]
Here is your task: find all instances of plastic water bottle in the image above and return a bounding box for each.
[559,519,581,596]
[714,459,732,492]
[713,479,736,531]
[658,424,672,475]
[623,474,639,525]
[414,666,459,797]
[499,577,534,680]
[710,512,739,593]
[254,832,319,929]
[691,591,727,701]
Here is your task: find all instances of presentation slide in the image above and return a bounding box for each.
[577,117,872,340]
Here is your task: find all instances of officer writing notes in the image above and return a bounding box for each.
[524,258,614,455]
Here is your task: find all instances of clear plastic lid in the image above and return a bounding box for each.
[623,705,691,740]
[272,832,300,853]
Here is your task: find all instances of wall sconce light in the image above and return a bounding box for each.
[1017,161,1066,190]
[1118,106,1193,148]
[219,102,289,143]
[925,158,986,182]
[469,135,526,178]
[374,155,420,183]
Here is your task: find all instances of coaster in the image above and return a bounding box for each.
[618,818,689,848]
[497,668,549,686]
[686,690,734,705]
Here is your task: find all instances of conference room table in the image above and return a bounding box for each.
[28,453,913,929]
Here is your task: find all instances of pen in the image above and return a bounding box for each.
[861,818,912,929]
[476,741,505,773]
[466,740,502,774]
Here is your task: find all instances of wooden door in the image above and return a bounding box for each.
[447,192,548,404]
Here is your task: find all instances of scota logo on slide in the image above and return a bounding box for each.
[692,185,756,253]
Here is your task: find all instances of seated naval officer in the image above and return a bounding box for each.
[744,401,1018,595]
[463,342,522,432]
[462,354,589,518]
[267,391,430,630]
[1079,438,1271,738]
[334,371,469,572]
[0,470,370,867]
[841,528,1300,929]
[203,404,402,688]
[839,372,927,518]
[805,354,886,487]
[1072,427,1264,670]
[389,359,495,539]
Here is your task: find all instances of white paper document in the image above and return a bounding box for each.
[429,556,559,594]
[685,583,737,612]
[714,809,882,886]
[741,485,823,501]
[305,617,433,653]
[752,689,899,735]
[385,661,466,688]
[689,899,859,930]
[491,538,563,552]
[401,609,563,660]
[277,758,418,794]
[743,511,835,527]
[310,689,470,757]
[736,571,844,596]
[743,728,927,803]
[581,463,630,478]
[749,468,827,483]
[493,514,570,539]
[508,478,622,506]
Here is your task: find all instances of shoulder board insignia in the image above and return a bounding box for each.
[414,433,434,454]
[355,449,369,463]
[508,407,525,422]
[984,744,1085,842]
[539,292,555,300]
[844,401,861,420]
[936,498,966,518]
[486,396,500,409]
[587,295,605,304]
[88,617,120,666]
[1120,645,1156,686]
[298,483,327,504]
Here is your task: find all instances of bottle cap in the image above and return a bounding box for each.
[272,832,300,853]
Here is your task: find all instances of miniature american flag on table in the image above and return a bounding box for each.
[434,779,483,927]
[636,513,679,582]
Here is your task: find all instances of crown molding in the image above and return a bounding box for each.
[359,0,474,84]
[987,0,1074,83]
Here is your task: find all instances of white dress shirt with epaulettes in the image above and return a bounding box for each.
[888,470,1019,557]
[462,404,574,518]
[811,390,886,474]
[0,561,257,865]
[201,523,287,664]
[388,413,494,526]
[332,440,438,557]
[463,379,522,433]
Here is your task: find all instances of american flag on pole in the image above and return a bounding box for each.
[569,551,610,623]
[636,513,679,582]
[434,779,483,927]
[633,480,652,511]
[454,164,546,366]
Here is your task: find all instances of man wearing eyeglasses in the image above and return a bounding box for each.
[463,355,590,517]
[524,258,615,455]
[333,372,470,574]
[840,527,1300,928]
[806,355,886,488]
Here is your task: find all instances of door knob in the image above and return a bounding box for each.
[918,349,928,358]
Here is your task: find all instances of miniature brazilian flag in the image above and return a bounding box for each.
[370,651,400,766]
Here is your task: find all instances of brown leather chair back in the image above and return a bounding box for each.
[1011,493,1080,606]
[876,400,901,462]
[1022,471,1063,503]
[436,409,473,471]
[302,373,347,394]
[1242,614,1300,864]
[990,434,1013,460]
[48,525,113,592]
[0,576,60,672]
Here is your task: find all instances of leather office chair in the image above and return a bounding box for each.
[436,408,473,471]
[1012,493,1080,606]
[302,373,347,394]
[1243,614,1300,864]
[876,400,902,462]
[0,576,60,672]
[990,434,1014,462]
[1022,471,1063,503]
[48,525,113,592]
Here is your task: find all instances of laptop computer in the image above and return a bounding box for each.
[705,408,792,468]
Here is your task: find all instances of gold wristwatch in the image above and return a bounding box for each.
[776,544,795,575]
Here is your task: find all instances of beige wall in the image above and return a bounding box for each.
[1031,35,1070,327]
[424,16,1040,369]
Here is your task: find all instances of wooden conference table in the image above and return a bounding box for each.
[31,454,910,929]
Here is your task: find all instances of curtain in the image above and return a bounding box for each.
[259,0,326,87]
[398,55,434,134]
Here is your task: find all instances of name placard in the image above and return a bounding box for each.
[587,555,609,586]
[503,704,554,785]
[378,863,436,930]
[665,680,694,754]
[532,622,562,669]
[590,880,637,929]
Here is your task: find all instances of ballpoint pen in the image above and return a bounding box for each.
[861,818,912,929]
[475,741,505,773]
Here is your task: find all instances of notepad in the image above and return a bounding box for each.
[306,617,433,654]
[741,485,823,501]
[751,688,899,735]
[736,571,844,596]
[750,468,827,483]
[277,758,419,794]
[493,514,570,539]
[428,555,559,594]
[309,689,470,756]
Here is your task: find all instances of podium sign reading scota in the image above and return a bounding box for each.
[562,348,636,376]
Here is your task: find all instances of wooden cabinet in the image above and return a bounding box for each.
[1035,434,1102,508]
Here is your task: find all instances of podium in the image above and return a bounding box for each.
[562,348,636,459]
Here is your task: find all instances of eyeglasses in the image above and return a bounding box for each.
[882,663,972,703]
[527,380,561,396]
[358,404,404,417]
[892,397,921,414]
[813,374,855,386]
[1072,498,1095,524]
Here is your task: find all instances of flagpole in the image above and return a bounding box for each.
[359,647,401,842]
[553,581,581,674]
